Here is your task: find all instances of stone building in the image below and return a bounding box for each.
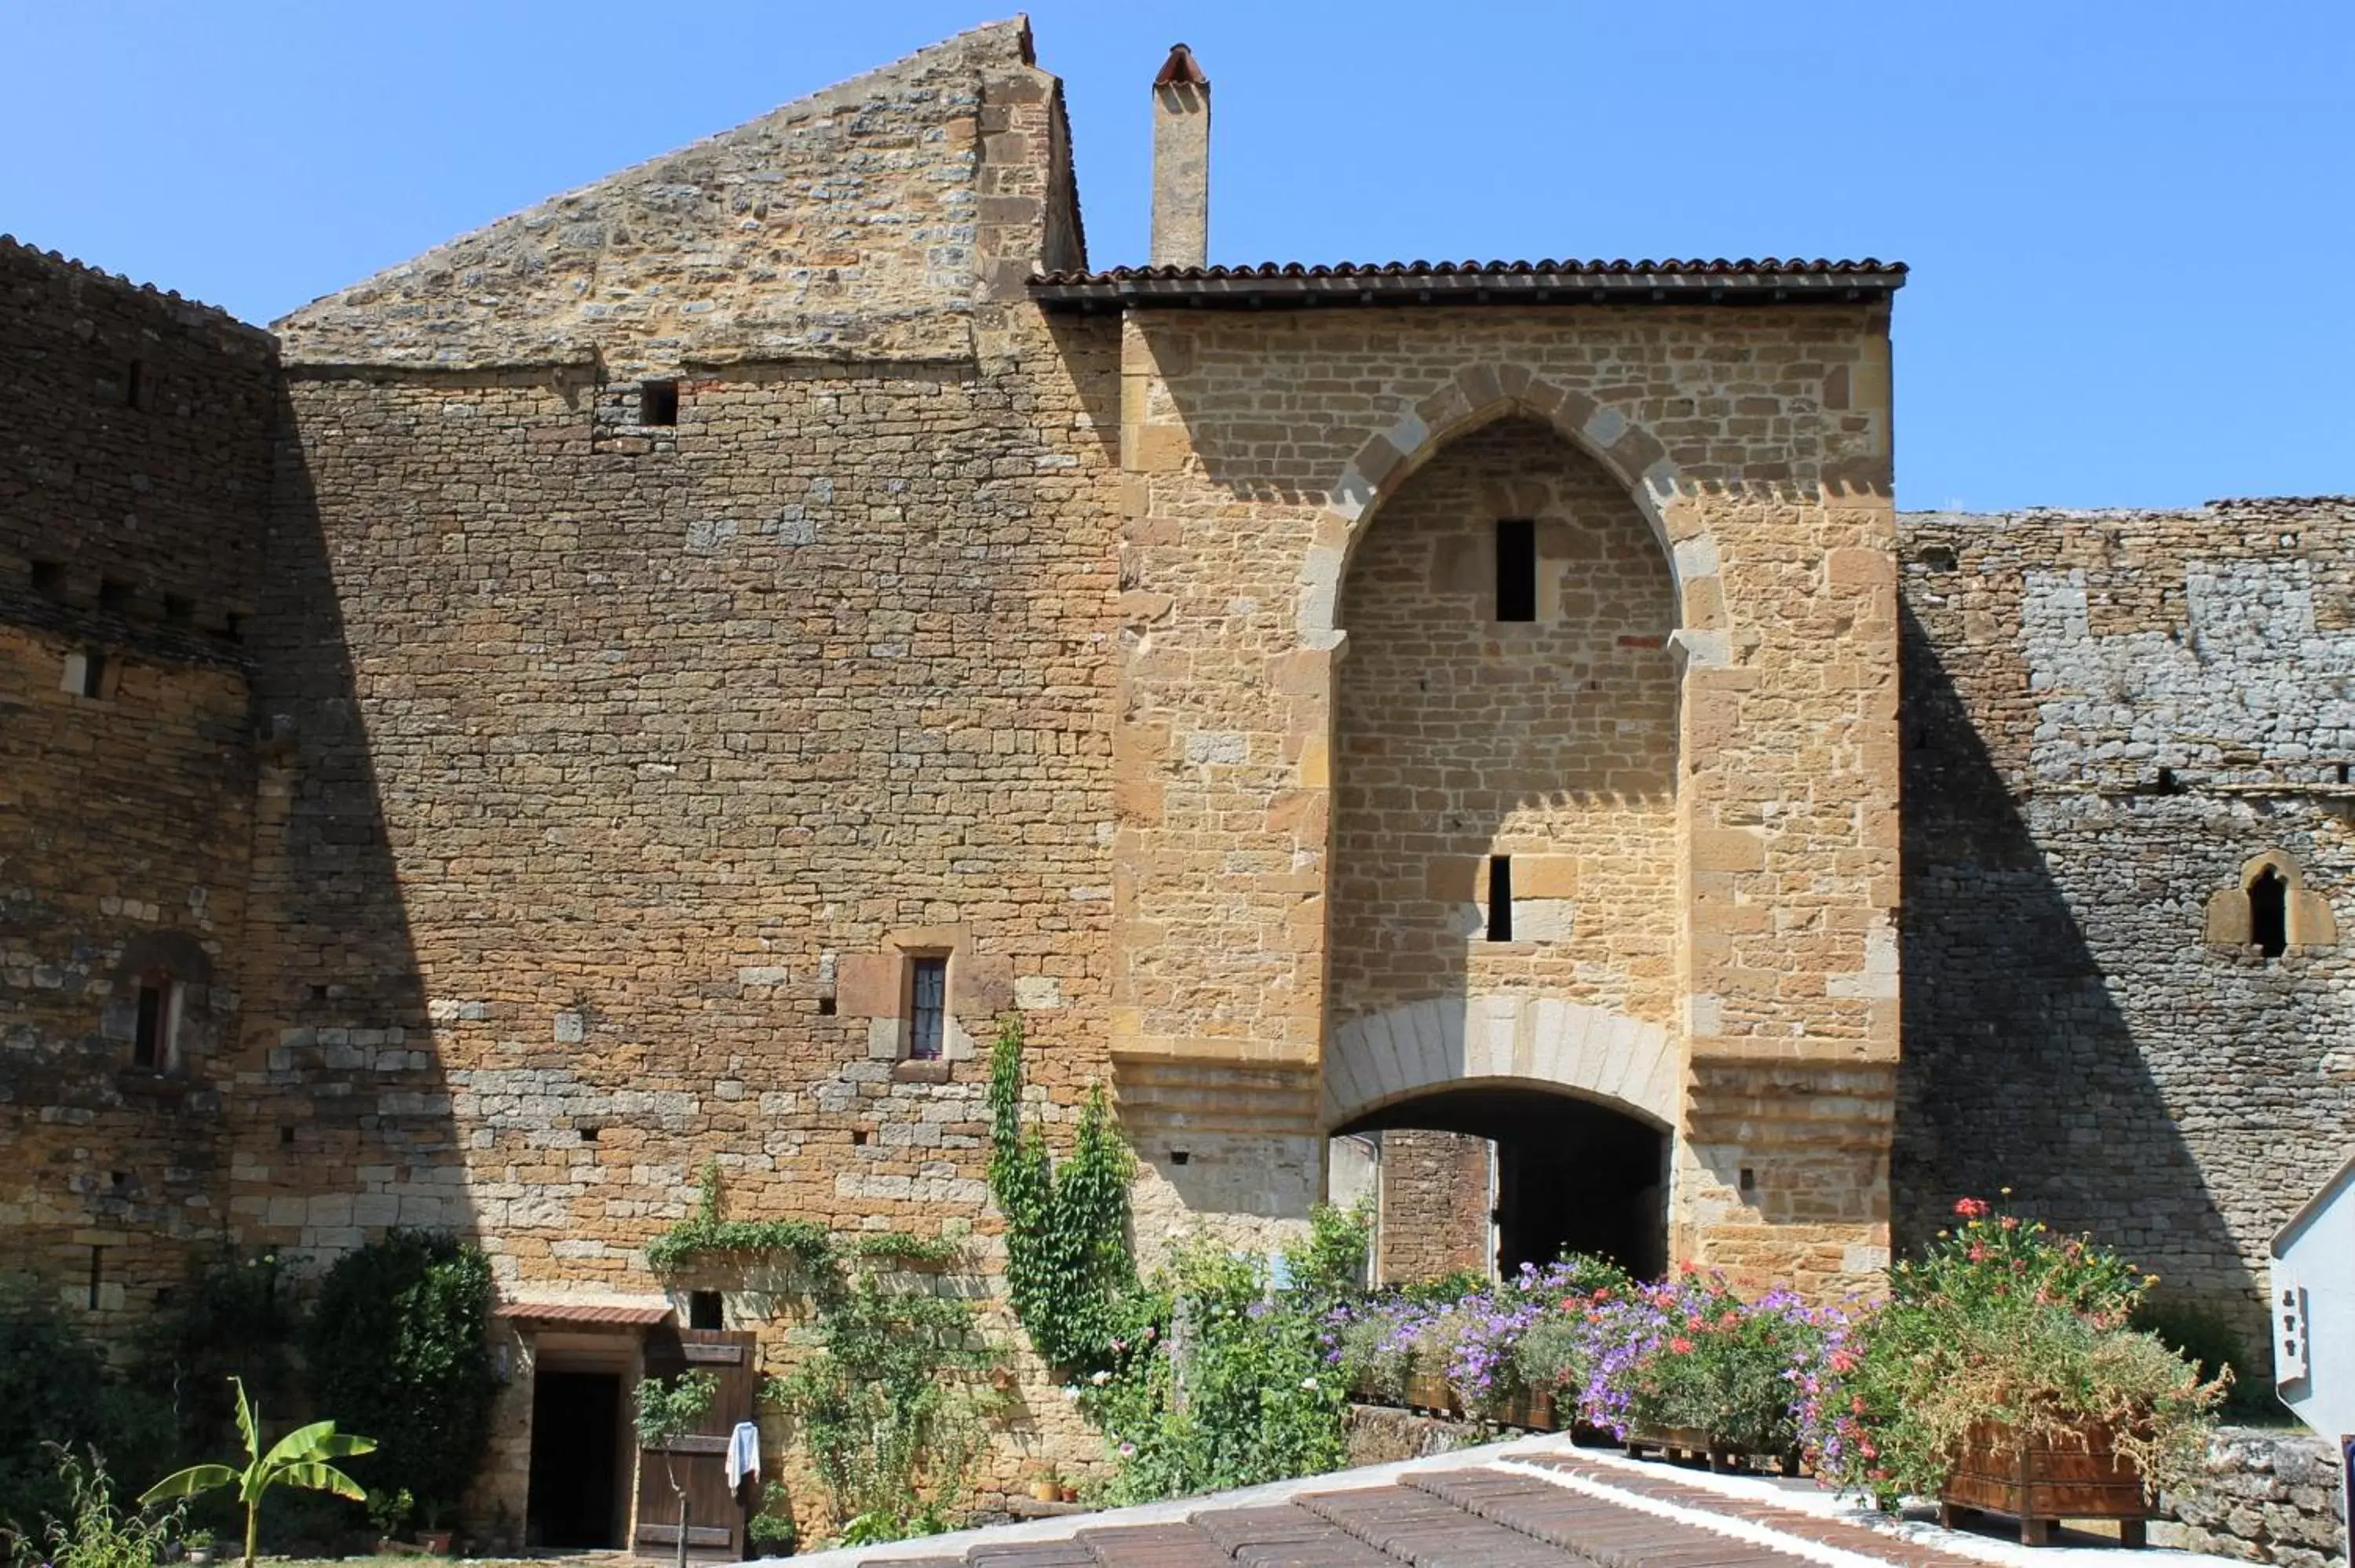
[2,14,2346,1541]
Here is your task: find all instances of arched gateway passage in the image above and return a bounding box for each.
[1334,1085,1667,1280]
[1320,410,1683,1285]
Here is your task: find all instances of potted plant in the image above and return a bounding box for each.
[1027,1465,1063,1504]
[365,1488,414,1554]
[1802,1194,2227,1543]
[184,1527,217,1566]
[414,1497,454,1558]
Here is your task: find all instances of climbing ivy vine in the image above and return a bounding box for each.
[985,1015,1145,1375]
[645,1161,959,1278]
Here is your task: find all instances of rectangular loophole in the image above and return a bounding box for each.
[639,380,679,426]
[1495,519,1537,622]
[1487,855,1514,942]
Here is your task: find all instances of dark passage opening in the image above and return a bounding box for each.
[1495,518,1537,622]
[528,1371,622,1549]
[1338,1085,1667,1281]
[2250,867,2288,958]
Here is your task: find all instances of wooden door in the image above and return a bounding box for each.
[633,1328,759,1559]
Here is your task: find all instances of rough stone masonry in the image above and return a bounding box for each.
[2,14,2346,1533]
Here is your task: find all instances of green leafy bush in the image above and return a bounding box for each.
[0,1297,170,1534]
[1086,1241,1349,1505]
[766,1274,995,1534]
[302,1232,495,1523]
[134,1253,298,1479]
[5,1449,180,1568]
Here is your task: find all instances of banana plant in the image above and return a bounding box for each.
[141,1376,378,1567]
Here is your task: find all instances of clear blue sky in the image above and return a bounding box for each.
[5,2,2348,511]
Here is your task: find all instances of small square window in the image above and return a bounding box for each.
[163,595,192,625]
[688,1290,724,1330]
[29,560,63,595]
[98,578,132,613]
[640,380,679,426]
[908,957,947,1060]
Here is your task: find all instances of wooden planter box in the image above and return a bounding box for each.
[1939,1420,2149,1546]
[1488,1387,1556,1431]
[1626,1425,1801,1477]
[1404,1372,1459,1417]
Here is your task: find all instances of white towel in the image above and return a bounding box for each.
[725,1421,761,1490]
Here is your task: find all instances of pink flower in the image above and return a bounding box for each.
[1669,1337,1695,1355]
[1954,1197,1990,1220]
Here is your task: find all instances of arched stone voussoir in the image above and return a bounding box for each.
[1322,994,1681,1133]
[1301,366,1723,650]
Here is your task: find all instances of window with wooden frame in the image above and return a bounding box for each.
[907,956,947,1060]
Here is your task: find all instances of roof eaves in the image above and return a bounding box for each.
[1030,258,1906,311]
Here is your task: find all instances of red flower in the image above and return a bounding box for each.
[1967,1243,1988,1263]
[1954,1197,1990,1220]
[1999,1216,2019,1231]
[1669,1337,1695,1355]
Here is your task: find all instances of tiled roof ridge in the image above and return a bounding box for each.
[0,233,272,340]
[1035,257,1906,285]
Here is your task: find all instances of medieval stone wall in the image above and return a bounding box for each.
[0,237,277,1330]
[1372,1129,1492,1285]
[1896,497,2355,1367]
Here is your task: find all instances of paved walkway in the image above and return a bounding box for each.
[798,1435,2240,1568]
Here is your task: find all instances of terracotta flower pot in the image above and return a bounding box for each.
[1029,1478,1062,1503]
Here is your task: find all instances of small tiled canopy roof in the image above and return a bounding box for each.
[495,1299,674,1327]
[1029,257,1905,311]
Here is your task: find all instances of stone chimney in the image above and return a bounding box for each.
[1150,44,1210,268]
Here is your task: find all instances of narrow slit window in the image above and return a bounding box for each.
[908,956,947,1059]
[2249,867,2289,958]
[640,379,679,426]
[125,359,144,410]
[1487,855,1514,942]
[132,980,167,1068]
[1495,519,1537,622]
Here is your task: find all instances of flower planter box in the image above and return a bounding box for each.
[1939,1420,2149,1547]
[1626,1425,1801,1477]
[1488,1387,1556,1432]
[1404,1373,1459,1417]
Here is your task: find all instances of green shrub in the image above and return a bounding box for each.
[302,1233,495,1523]
[2132,1296,2273,1418]
[1088,1241,1348,1505]
[134,1253,298,1476]
[0,1297,171,1534]
[4,1449,180,1568]
[766,1274,993,1534]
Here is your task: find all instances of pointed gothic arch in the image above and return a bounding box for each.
[1294,365,1728,669]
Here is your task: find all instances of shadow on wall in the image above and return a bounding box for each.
[1893,601,2256,1344]
[240,384,474,1277]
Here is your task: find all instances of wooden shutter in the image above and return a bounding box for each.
[633,1328,759,1559]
